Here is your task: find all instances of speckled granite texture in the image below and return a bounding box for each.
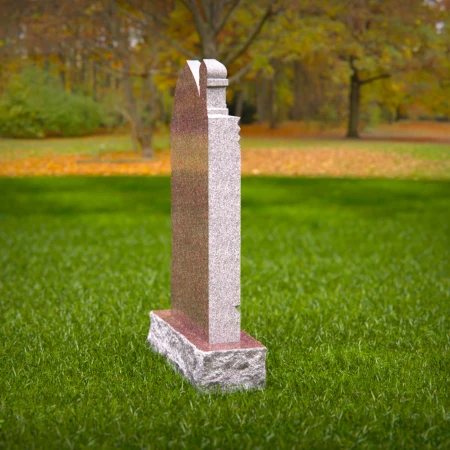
[150,59,266,391]
[149,311,266,391]
[171,59,240,344]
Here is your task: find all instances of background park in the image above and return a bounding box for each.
[0,0,450,448]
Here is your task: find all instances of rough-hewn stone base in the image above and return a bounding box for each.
[148,310,266,391]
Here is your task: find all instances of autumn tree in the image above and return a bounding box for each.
[77,0,280,154]
[1,0,448,144]
[131,0,280,84]
[324,0,444,138]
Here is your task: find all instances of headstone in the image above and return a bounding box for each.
[148,59,266,391]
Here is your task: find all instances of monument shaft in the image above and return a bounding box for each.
[171,60,240,344]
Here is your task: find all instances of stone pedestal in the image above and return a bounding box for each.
[149,311,266,391]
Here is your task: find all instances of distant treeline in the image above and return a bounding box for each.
[0,0,449,156]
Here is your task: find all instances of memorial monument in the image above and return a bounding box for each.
[148,59,266,391]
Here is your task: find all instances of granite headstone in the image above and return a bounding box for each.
[148,59,266,391]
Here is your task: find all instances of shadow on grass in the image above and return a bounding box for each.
[0,176,449,219]
[242,177,450,218]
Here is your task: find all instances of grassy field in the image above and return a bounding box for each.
[1,132,449,179]
[0,134,142,161]
[1,176,449,448]
[241,138,450,161]
[1,131,450,162]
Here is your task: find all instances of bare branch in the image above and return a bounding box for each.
[179,0,194,10]
[228,59,253,84]
[221,2,275,66]
[152,26,199,59]
[118,6,198,59]
[214,0,242,37]
[360,73,390,84]
[199,0,210,21]
[180,0,207,38]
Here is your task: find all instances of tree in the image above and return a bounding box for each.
[105,0,157,157]
[135,0,280,84]
[326,0,443,138]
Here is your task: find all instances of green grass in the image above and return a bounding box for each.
[1,133,449,162]
[241,138,450,161]
[0,134,171,160]
[1,177,450,449]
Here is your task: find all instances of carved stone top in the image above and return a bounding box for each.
[203,59,228,87]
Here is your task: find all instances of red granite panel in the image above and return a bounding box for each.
[171,61,209,337]
[153,310,265,352]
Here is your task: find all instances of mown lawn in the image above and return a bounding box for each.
[242,138,450,161]
[1,132,449,161]
[1,176,449,449]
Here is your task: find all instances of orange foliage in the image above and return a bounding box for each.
[0,151,171,177]
[242,148,449,178]
[240,121,450,143]
[1,148,448,179]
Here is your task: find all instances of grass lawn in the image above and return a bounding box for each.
[1,176,450,448]
[241,138,450,161]
[1,132,449,162]
[0,134,170,161]
[1,134,449,179]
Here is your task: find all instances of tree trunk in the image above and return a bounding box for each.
[202,34,219,59]
[144,72,159,159]
[119,45,154,158]
[346,72,361,138]
[68,48,76,92]
[268,70,277,129]
[234,89,245,119]
[57,53,66,90]
[395,104,407,121]
[59,72,66,89]
[92,61,97,101]
[122,73,154,158]
[139,129,153,158]
[79,51,86,86]
[109,0,154,158]
[256,77,269,123]
[292,60,304,120]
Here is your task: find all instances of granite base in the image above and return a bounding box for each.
[148,310,266,391]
